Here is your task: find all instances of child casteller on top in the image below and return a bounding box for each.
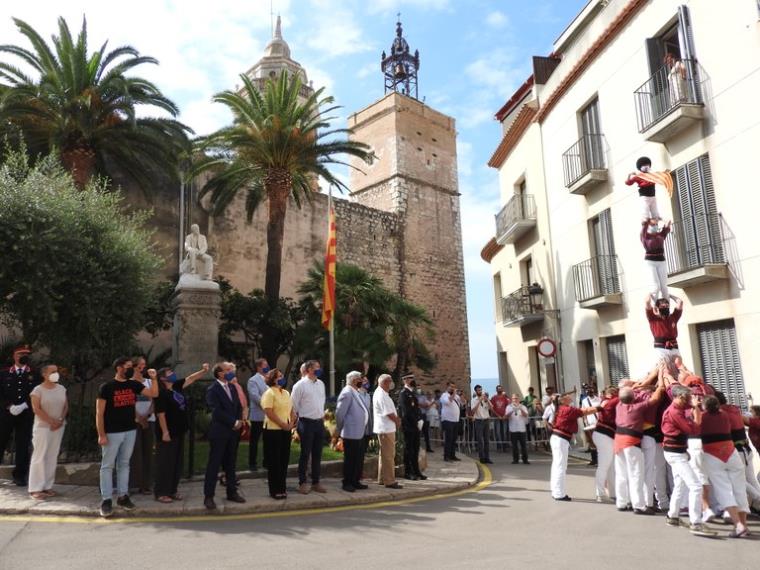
[626,156,660,222]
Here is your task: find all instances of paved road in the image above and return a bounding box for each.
[0,452,756,569]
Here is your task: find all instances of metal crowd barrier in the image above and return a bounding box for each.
[424,416,553,455]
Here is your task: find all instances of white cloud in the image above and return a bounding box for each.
[485,10,509,29]
[301,4,373,58]
[356,62,377,79]
[367,0,451,15]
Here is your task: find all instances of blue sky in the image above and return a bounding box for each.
[0,0,587,378]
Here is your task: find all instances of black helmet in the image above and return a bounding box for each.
[636,156,652,170]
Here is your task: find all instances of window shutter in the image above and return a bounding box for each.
[605,336,630,387]
[677,5,697,62]
[697,320,746,410]
[645,37,665,76]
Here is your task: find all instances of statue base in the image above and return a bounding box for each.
[171,276,220,379]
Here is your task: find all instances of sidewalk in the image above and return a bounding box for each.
[0,454,479,518]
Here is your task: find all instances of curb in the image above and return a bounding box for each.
[0,459,484,522]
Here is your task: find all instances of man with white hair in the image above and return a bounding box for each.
[372,374,402,489]
[614,380,665,514]
[336,371,370,492]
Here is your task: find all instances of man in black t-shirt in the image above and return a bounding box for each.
[95,356,158,518]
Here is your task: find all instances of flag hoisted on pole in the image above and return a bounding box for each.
[322,187,337,395]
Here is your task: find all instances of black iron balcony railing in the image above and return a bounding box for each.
[495,194,537,238]
[634,58,702,133]
[572,254,621,303]
[664,213,726,275]
[501,284,544,324]
[562,133,606,187]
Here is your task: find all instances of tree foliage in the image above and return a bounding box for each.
[297,263,435,382]
[0,148,162,377]
[0,16,191,189]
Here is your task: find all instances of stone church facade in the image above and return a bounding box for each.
[179,20,471,390]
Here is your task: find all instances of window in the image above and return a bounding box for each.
[605,335,629,387]
[645,5,696,75]
[578,340,597,386]
[579,98,604,171]
[498,351,509,389]
[590,209,619,294]
[493,273,503,322]
[520,256,534,287]
[668,154,724,271]
[697,319,747,410]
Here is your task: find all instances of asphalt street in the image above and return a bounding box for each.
[0,451,756,570]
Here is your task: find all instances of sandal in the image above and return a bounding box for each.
[169,493,183,501]
[42,490,57,497]
[156,496,173,504]
[728,526,749,538]
[30,492,47,500]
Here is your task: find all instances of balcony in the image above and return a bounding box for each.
[501,284,545,327]
[665,213,729,288]
[495,194,537,245]
[572,255,623,309]
[562,134,607,195]
[634,59,705,143]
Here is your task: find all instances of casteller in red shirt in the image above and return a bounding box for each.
[490,392,509,417]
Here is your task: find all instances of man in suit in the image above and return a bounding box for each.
[0,345,41,486]
[203,362,246,509]
[398,373,426,481]
[336,371,370,492]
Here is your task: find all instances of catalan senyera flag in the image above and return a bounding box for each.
[321,205,337,330]
[638,170,675,199]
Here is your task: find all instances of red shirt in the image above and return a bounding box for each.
[748,417,760,452]
[615,396,658,452]
[625,174,655,197]
[490,394,509,417]
[700,411,735,462]
[721,404,747,446]
[661,402,698,452]
[647,308,682,343]
[595,396,618,437]
[640,224,670,261]
[552,406,584,440]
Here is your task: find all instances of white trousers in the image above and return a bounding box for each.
[642,435,670,508]
[592,431,615,498]
[615,446,646,510]
[644,260,669,301]
[641,196,660,221]
[703,450,749,513]
[28,424,65,493]
[687,438,708,485]
[739,448,760,506]
[664,451,702,524]
[550,435,570,499]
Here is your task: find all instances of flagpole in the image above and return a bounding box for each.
[328,186,336,397]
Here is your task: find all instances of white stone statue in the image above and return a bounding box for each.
[181,224,213,281]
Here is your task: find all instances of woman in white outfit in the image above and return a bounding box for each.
[28,364,68,500]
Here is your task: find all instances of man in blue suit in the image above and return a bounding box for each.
[336,371,371,492]
[203,362,246,509]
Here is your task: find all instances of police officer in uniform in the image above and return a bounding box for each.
[398,373,427,481]
[0,345,41,485]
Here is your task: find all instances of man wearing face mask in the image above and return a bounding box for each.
[203,362,246,510]
[336,371,371,492]
[646,293,683,373]
[247,358,270,471]
[399,373,426,480]
[96,356,159,517]
[0,345,41,486]
[291,360,327,494]
[440,382,462,462]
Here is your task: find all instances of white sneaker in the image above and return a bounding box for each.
[701,508,717,523]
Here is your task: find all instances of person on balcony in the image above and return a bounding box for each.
[641,218,672,305]
[665,52,688,106]
[626,157,660,222]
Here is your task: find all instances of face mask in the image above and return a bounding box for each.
[123,367,135,380]
[659,307,670,317]
[647,225,660,234]
[166,373,178,383]
[641,165,651,173]
[224,371,236,382]
[262,366,270,374]
[389,382,395,391]
[448,389,454,395]
[48,372,60,383]
[277,377,287,388]
[362,381,370,390]
[19,355,30,366]
[314,368,323,379]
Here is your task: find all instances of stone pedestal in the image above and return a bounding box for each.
[172,275,221,378]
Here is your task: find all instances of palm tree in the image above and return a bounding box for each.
[196,70,372,304]
[0,16,191,189]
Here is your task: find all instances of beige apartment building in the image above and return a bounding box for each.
[483,0,760,409]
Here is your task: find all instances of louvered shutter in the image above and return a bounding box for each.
[677,5,701,102]
[697,320,747,410]
[606,336,630,387]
